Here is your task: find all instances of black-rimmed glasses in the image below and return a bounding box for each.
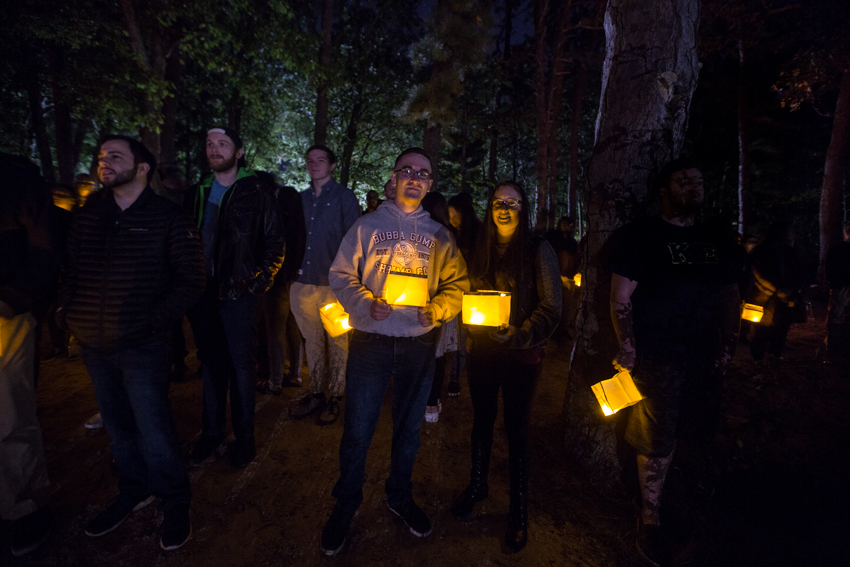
[394,167,433,181]
[490,199,522,211]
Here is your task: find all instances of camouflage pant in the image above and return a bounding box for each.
[290,283,348,398]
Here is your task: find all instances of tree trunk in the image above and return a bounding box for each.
[48,48,76,186]
[423,123,442,186]
[314,0,334,146]
[737,40,752,237]
[71,119,88,171]
[533,0,550,232]
[562,0,701,484]
[818,70,850,286]
[545,0,573,231]
[159,51,183,166]
[24,67,55,185]
[339,99,363,187]
[568,54,591,219]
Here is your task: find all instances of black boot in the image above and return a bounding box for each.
[505,453,529,552]
[450,438,491,518]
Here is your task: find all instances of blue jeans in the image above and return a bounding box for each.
[332,328,438,514]
[189,291,259,440]
[82,339,190,511]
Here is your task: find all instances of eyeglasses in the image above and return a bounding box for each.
[490,199,522,211]
[394,167,433,181]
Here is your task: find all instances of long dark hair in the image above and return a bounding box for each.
[421,191,452,231]
[447,192,481,254]
[469,180,533,293]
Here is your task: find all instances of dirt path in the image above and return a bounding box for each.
[3,303,849,566]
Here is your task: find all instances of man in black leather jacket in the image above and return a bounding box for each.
[186,128,285,469]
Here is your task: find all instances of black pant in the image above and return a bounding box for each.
[467,353,541,458]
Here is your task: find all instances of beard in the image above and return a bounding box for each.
[99,167,136,190]
[209,153,238,172]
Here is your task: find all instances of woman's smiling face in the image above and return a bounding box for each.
[492,184,522,239]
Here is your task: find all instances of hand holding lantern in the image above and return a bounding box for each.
[371,298,392,321]
[417,303,437,327]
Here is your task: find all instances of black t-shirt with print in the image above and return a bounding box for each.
[609,216,741,361]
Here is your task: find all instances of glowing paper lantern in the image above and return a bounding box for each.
[320,302,352,337]
[741,303,764,323]
[462,291,511,327]
[573,273,582,287]
[591,370,643,416]
[384,272,429,307]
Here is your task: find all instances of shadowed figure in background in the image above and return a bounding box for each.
[0,154,59,558]
[747,220,806,363]
[608,158,744,566]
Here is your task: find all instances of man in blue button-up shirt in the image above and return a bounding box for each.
[290,145,360,426]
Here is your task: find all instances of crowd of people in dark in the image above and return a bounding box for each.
[2,131,848,565]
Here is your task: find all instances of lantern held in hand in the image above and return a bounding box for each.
[573,273,582,287]
[462,291,511,327]
[320,302,352,338]
[741,303,764,323]
[383,272,429,307]
[591,370,643,416]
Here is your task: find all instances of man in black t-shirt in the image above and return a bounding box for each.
[609,158,742,566]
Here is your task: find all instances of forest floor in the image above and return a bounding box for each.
[2,299,849,567]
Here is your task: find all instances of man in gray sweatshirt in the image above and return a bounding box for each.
[320,148,468,555]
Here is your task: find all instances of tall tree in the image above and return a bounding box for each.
[563,0,701,478]
[314,0,334,145]
[405,0,491,184]
[533,0,573,232]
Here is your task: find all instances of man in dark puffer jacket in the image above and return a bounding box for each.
[185,128,284,469]
[58,136,205,551]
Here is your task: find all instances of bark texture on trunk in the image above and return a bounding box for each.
[314,0,334,146]
[737,40,752,237]
[48,48,75,186]
[25,67,55,185]
[160,52,183,166]
[563,0,701,483]
[423,123,442,186]
[339,99,363,187]
[819,70,850,285]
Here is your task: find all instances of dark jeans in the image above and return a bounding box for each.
[82,339,190,511]
[332,328,438,514]
[189,290,259,440]
[427,355,447,406]
[467,353,541,459]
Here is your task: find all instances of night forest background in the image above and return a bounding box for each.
[1,0,848,281]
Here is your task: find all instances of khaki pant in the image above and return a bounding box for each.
[290,283,348,398]
[0,312,50,520]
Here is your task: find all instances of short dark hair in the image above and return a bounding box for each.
[306,144,337,165]
[657,157,702,191]
[395,147,432,171]
[97,135,157,183]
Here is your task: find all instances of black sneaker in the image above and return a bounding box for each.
[290,393,325,418]
[160,507,192,551]
[321,507,353,556]
[281,373,302,387]
[10,506,52,557]
[317,397,341,426]
[230,436,256,468]
[447,379,460,397]
[387,499,432,537]
[188,433,224,466]
[85,494,150,537]
[636,517,668,566]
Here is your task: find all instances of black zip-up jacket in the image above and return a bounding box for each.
[58,186,205,352]
[188,170,285,299]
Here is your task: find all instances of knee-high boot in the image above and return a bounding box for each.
[505,453,529,551]
[450,437,491,518]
